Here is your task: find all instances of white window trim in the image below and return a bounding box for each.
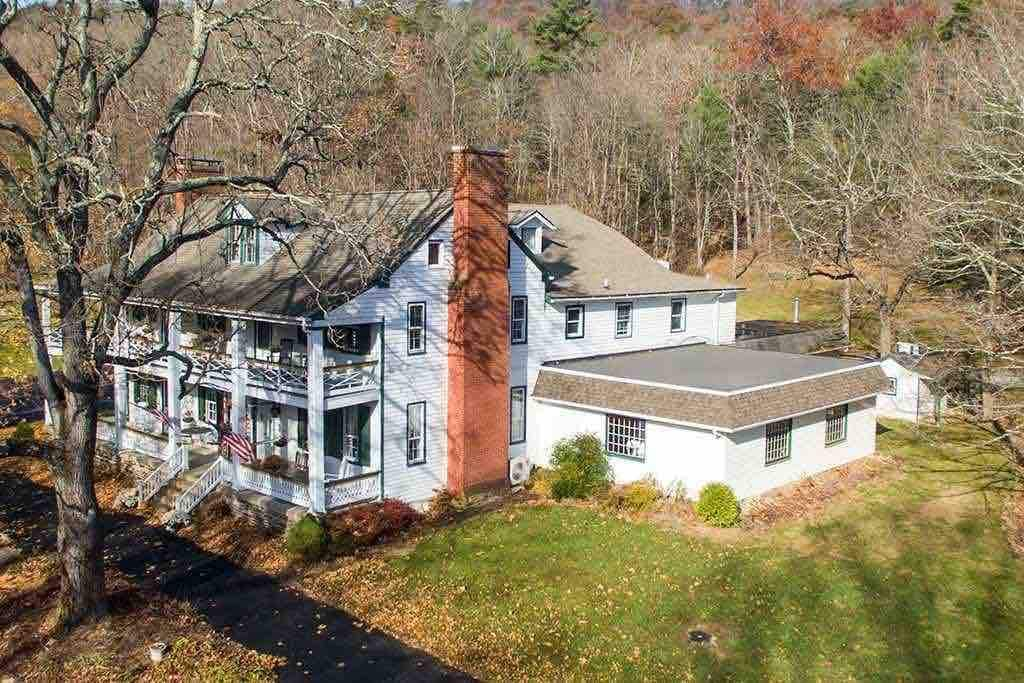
[615,302,633,339]
[606,413,646,461]
[510,386,527,444]
[885,377,898,396]
[407,302,426,355]
[565,304,585,339]
[670,297,687,333]
[406,401,426,465]
[511,296,528,344]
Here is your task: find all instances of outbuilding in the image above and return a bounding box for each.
[531,345,888,500]
[878,353,949,424]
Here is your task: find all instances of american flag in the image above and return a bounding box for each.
[222,431,255,462]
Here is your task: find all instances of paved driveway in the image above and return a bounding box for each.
[0,466,474,682]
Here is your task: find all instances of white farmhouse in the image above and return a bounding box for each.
[43,147,888,524]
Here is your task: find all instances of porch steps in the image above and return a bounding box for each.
[145,452,221,518]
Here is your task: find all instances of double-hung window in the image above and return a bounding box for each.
[239,224,259,265]
[510,387,526,444]
[132,378,159,410]
[825,404,848,446]
[565,305,585,339]
[406,401,426,465]
[510,296,528,345]
[407,302,426,355]
[198,387,219,425]
[606,414,646,461]
[670,298,687,333]
[615,302,633,338]
[765,419,792,466]
[885,377,898,396]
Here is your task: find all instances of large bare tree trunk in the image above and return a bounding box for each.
[53,392,106,625]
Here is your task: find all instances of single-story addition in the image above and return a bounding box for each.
[879,353,948,424]
[532,345,889,500]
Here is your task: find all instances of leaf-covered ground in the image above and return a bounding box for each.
[309,420,1024,681]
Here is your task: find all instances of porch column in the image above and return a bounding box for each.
[229,319,246,488]
[113,364,128,451]
[41,297,52,344]
[306,329,326,514]
[165,311,183,463]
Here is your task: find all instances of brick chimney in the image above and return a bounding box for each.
[172,157,224,215]
[447,146,510,495]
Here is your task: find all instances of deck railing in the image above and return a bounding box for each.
[324,360,378,397]
[167,457,230,524]
[137,444,188,504]
[181,348,234,383]
[238,463,311,507]
[245,358,308,393]
[325,470,381,510]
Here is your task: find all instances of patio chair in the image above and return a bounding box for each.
[294,448,309,472]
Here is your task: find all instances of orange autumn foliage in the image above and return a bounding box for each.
[858,0,939,41]
[730,0,844,91]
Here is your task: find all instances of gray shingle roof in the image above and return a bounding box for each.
[510,204,740,299]
[533,345,888,431]
[91,190,453,319]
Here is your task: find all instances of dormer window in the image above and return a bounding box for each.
[239,225,260,265]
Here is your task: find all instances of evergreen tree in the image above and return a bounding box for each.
[530,0,598,74]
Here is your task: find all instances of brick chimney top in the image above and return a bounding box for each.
[450,145,506,157]
[172,156,225,215]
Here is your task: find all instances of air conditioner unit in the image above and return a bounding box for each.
[509,455,531,487]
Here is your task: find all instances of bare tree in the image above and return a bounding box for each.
[0,0,403,625]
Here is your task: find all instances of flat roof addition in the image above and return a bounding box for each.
[543,344,872,394]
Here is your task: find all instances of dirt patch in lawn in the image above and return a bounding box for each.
[742,454,900,530]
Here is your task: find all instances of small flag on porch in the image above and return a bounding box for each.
[222,431,255,463]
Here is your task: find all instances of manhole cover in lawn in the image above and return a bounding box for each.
[688,629,713,644]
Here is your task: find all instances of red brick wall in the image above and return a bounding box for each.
[447,147,510,495]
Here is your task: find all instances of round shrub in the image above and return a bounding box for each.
[623,478,661,512]
[549,433,612,501]
[694,483,740,527]
[285,514,327,563]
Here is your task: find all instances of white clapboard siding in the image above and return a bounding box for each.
[723,396,877,499]
[326,217,453,505]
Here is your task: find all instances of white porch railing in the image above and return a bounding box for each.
[165,457,230,525]
[325,471,381,510]
[246,358,307,392]
[324,360,378,397]
[45,328,62,353]
[182,349,234,383]
[137,444,188,504]
[238,463,311,507]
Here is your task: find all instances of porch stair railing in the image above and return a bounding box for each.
[161,457,231,526]
[137,444,188,504]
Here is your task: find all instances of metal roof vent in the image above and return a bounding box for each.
[602,278,610,289]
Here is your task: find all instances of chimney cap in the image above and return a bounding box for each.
[450,145,506,157]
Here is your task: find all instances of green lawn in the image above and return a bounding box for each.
[321,420,1024,681]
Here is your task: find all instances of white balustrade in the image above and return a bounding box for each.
[45,328,62,353]
[325,471,381,510]
[324,361,378,397]
[238,463,311,506]
[168,457,229,524]
[245,359,307,392]
[137,444,188,504]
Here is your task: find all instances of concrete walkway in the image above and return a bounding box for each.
[0,467,474,682]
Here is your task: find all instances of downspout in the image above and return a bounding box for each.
[379,316,385,502]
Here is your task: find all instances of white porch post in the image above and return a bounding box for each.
[229,319,246,489]
[165,312,183,464]
[113,365,128,451]
[41,297,52,344]
[306,329,326,514]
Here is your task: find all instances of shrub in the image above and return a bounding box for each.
[605,478,662,513]
[329,499,423,550]
[694,483,741,528]
[527,467,556,499]
[549,433,612,501]
[6,421,39,456]
[285,515,328,563]
[424,488,470,521]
